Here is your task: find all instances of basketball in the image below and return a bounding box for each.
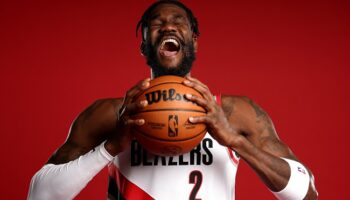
[132,75,207,156]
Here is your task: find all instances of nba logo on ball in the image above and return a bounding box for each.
[133,75,207,156]
[168,115,179,137]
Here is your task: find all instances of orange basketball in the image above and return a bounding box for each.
[132,75,207,156]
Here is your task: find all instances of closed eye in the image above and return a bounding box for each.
[173,15,187,26]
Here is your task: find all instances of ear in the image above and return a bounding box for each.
[192,35,198,52]
[140,41,146,56]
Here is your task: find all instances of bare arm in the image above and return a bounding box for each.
[28,78,151,200]
[223,96,318,199]
[183,76,318,200]
[47,98,122,164]
[28,99,123,200]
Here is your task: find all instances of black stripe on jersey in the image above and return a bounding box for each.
[108,176,126,200]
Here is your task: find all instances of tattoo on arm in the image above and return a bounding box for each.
[246,98,276,136]
[222,97,235,119]
[249,99,265,118]
[245,98,295,157]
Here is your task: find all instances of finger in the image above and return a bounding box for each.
[125,78,150,103]
[124,78,150,104]
[183,76,213,100]
[188,115,210,124]
[124,100,148,114]
[189,116,220,132]
[124,118,145,126]
[186,76,209,90]
[183,79,213,101]
[185,93,211,111]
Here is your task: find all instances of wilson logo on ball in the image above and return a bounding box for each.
[145,88,189,105]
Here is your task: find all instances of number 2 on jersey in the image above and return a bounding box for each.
[189,170,203,200]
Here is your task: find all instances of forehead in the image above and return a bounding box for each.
[149,3,189,21]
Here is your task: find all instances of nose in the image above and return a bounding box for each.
[159,21,177,33]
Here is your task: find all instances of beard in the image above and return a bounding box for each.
[143,38,196,77]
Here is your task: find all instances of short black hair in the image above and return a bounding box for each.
[136,0,200,40]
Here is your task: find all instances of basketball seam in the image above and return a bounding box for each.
[134,128,207,142]
[131,108,206,114]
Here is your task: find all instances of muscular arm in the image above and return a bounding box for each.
[28,78,150,200]
[222,95,318,199]
[48,98,122,164]
[28,99,123,200]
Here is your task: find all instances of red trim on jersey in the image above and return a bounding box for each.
[109,164,154,200]
[226,148,239,165]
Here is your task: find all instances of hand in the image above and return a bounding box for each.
[105,78,150,155]
[183,76,241,148]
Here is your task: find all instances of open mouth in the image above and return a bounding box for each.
[159,38,181,57]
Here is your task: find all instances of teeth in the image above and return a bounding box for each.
[161,39,179,47]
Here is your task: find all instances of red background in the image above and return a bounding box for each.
[1,0,349,199]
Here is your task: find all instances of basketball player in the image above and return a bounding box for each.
[28,1,318,199]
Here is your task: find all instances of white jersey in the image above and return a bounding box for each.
[108,134,240,200]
